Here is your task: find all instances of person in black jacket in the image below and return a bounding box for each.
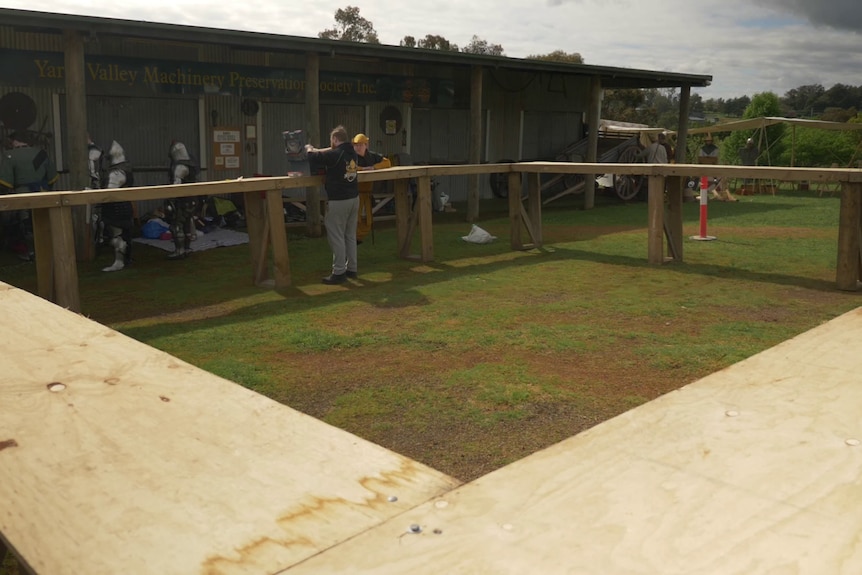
[305,125,359,284]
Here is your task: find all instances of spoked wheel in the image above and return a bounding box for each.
[613,145,645,201]
[562,173,585,194]
[490,159,515,198]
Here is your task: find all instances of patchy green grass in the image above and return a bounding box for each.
[1,189,858,489]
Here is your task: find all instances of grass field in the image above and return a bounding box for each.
[2,187,860,572]
[5,188,858,475]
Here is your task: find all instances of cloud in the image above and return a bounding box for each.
[753,0,862,32]
[3,0,862,101]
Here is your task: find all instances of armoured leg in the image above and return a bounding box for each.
[167,220,188,259]
[92,207,104,250]
[102,225,127,272]
[16,210,34,261]
[167,200,194,259]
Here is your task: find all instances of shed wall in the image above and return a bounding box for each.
[3,24,594,205]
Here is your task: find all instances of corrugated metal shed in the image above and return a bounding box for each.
[0,8,711,91]
[0,8,711,205]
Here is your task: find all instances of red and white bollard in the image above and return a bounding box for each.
[690,175,717,241]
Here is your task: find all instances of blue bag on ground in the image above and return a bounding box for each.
[141,218,170,239]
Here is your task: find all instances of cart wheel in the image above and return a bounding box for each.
[490,159,515,199]
[614,146,645,201]
[561,173,584,193]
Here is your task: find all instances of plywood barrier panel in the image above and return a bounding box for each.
[0,282,460,575]
[289,308,862,574]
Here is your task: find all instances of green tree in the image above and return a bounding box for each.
[722,92,784,165]
[601,89,649,124]
[526,50,583,64]
[821,107,858,123]
[816,83,861,111]
[702,97,724,114]
[420,34,459,51]
[782,84,825,117]
[602,88,645,124]
[776,127,857,168]
[319,6,380,43]
[849,113,862,141]
[643,88,682,130]
[461,35,504,56]
[400,34,459,50]
[723,95,751,117]
[689,93,705,115]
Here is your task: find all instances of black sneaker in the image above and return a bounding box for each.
[321,272,348,285]
[346,270,358,279]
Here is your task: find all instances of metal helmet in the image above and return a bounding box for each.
[107,140,126,165]
[169,141,191,162]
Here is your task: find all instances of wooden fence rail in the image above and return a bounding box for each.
[0,163,860,312]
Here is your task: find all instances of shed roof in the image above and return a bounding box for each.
[1,8,712,91]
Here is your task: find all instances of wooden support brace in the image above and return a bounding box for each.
[266,190,291,287]
[371,195,395,215]
[527,172,543,248]
[647,175,665,265]
[244,191,270,286]
[508,172,523,249]
[32,207,54,303]
[542,180,585,206]
[396,179,416,259]
[665,175,683,262]
[836,182,862,290]
[663,220,679,261]
[416,176,434,262]
[49,206,81,312]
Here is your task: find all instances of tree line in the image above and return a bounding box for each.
[695,83,862,122]
[318,6,580,60]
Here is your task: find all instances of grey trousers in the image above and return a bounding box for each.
[325,196,359,275]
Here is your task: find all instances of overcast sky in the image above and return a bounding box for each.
[3,0,861,100]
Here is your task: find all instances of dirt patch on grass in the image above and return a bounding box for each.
[270,339,701,482]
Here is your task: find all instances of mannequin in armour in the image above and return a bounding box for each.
[164,140,199,259]
[87,134,102,189]
[93,140,135,272]
[0,131,59,260]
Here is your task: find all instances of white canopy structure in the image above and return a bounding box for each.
[689,116,862,167]
[689,116,862,134]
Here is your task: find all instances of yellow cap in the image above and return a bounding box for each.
[352,133,369,144]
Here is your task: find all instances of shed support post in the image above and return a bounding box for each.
[64,29,91,262]
[305,52,322,237]
[467,65,483,222]
[584,77,602,210]
[836,182,862,290]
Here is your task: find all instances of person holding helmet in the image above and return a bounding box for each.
[305,125,359,284]
[352,133,391,245]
